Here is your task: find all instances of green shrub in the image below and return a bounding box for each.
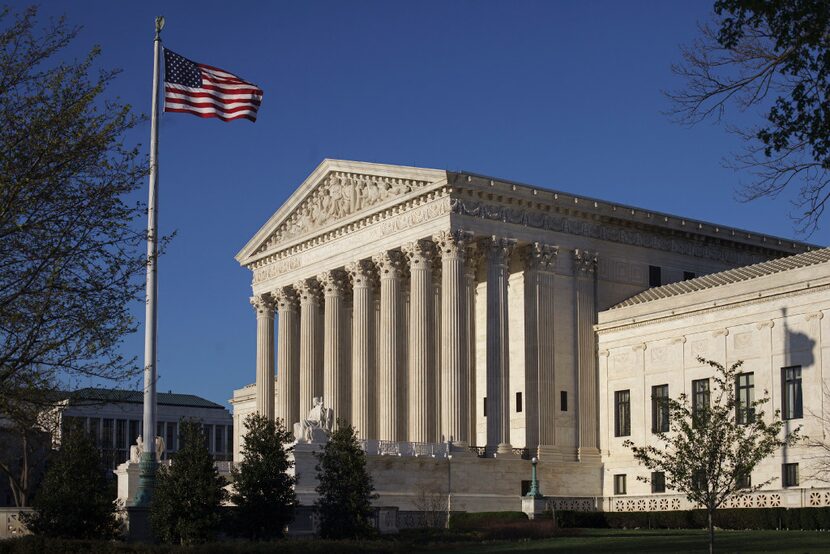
[448,511,527,531]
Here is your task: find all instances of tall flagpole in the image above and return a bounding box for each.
[133,15,164,508]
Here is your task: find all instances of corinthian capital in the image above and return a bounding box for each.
[372,250,406,279]
[250,293,275,315]
[273,286,299,312]
[346,259,376,288]
[484,236,516,266]
[402,239,436,269]
[433,230,473,259]
[572,249,598,275]
[525,242,559,271]
[318,269,348,296]
[293,278,323,303]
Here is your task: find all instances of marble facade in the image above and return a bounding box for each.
[232,159,815,510]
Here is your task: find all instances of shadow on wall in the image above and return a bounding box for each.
[781,307,815,469]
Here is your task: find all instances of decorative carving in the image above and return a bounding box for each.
[372,250,406,279]
[402,239,436,268]
[734,331,753,350]
[484,236,515,266]
[346,259,376,287]
[250,293,275,314]
[263,172,430,250]
[433,230,472,259]
[449,198,768,266]
[253,257,302,284]
[757,320,775,330]
[273,286,299,311]
[293,278,322,303]
[572,249,598,275]
[806,311,825,321]
[525,242,559,271]
[318,269,348,296]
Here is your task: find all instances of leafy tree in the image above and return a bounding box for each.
[625,358,800,554]
[0,5,160,410]
[150,420,226,545]
[230,414,297,539]
[22,422,119,539]
[314,419,376,539]
[0,394,54,507]
[669,1,830,233]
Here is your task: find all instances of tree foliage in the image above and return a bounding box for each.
[669,0,830,233]
[150,420,226,545]
[230,414,297,539]
[22,422,119,539]
[0,5,155,410]
[625,357,799,554]
[314,420,376,539]
[0,397,54,507]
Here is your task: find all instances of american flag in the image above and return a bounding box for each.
[163,48,263,122]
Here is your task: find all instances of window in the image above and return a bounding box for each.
[782,366,803,420]
[614,474,627,495]
[614,390,631,437]
[693,470,707,492]
[157,422,164,441]
[651,471,666,493]
[683,271,696,281]
[516,392,523,413]
[736,472,751,490]
[652,384,670,433]
[166,422,177,453]
[129,419,140,445]
[783,463,799,487]
[649,265,662,287]
[560,391,568,411]
[692,378,710,427]
[483,397,487,417]
[227,425,233,454]
[736,373,755,424]
[89,418,100,447]
[204,424,213,451]
[215,425,224,454]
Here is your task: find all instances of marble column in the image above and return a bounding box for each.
[523,243,558,456]
[573,249,600,461]
[274,287,300,429]
[320,269,349,424]
[295,278,323,418]
[435,230,470,445]
[347,260,376,440]
[403,240,435,443]
[433,263,442,442]
[485,236,515,455]
[251,293,275,420]
[373,250,406,441]
[464,247,479,444]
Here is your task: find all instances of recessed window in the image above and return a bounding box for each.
[560,391,568,412]
[737,472,751,490]
[614,474,627,495]
[614,390,631,437]
[736,373,755,424]
[649,265,662,287]
[692,378,710,427]
[651,384,670,433]
[783,463,799,487]
[516,392,523,413]
[683,271,696,281]
[483,397,487,417]
[782,366,803,420]
[651,471,666,493]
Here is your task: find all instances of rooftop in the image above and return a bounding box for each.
[612,246,830,309]
[67,388,226,410]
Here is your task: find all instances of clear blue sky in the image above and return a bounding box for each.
[20,1,823,408]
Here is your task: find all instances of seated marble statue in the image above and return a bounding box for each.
[129,436,144,463]
[293,397,334,443]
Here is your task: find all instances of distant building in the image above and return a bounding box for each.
[56,388,233,470]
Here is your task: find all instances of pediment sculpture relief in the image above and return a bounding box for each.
[262,171,429,252]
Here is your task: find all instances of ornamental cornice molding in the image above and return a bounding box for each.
[596,282,830,334]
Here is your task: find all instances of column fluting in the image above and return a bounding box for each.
[295,278,323,418]
[573,249,599,461]
[347,260,376,440]
[372,250,406,441]
[485,236,515,455]
[320,269,349,424]
[403,240,435,443]
[464,248,479,445]
[274,287,300,429]
[251,293,275,421]
[434,230,471,445]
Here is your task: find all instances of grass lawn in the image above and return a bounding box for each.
[426,529,830,553]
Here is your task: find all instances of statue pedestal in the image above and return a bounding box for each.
[114,461,141,507]
[521,496,549,520]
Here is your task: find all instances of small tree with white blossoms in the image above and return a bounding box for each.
[624,357,799,554]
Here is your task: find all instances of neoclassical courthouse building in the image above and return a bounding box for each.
[231,159,829,512]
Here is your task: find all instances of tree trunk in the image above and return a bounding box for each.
[708,509,714,554]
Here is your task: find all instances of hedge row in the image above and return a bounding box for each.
[554,507,830,530]
[448,511,527,531]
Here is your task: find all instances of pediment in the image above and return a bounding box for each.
[237,160,446,265]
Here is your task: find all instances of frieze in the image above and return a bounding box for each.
[262,171,432,251]
[449,198,767,265]
[253,257,302,284]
